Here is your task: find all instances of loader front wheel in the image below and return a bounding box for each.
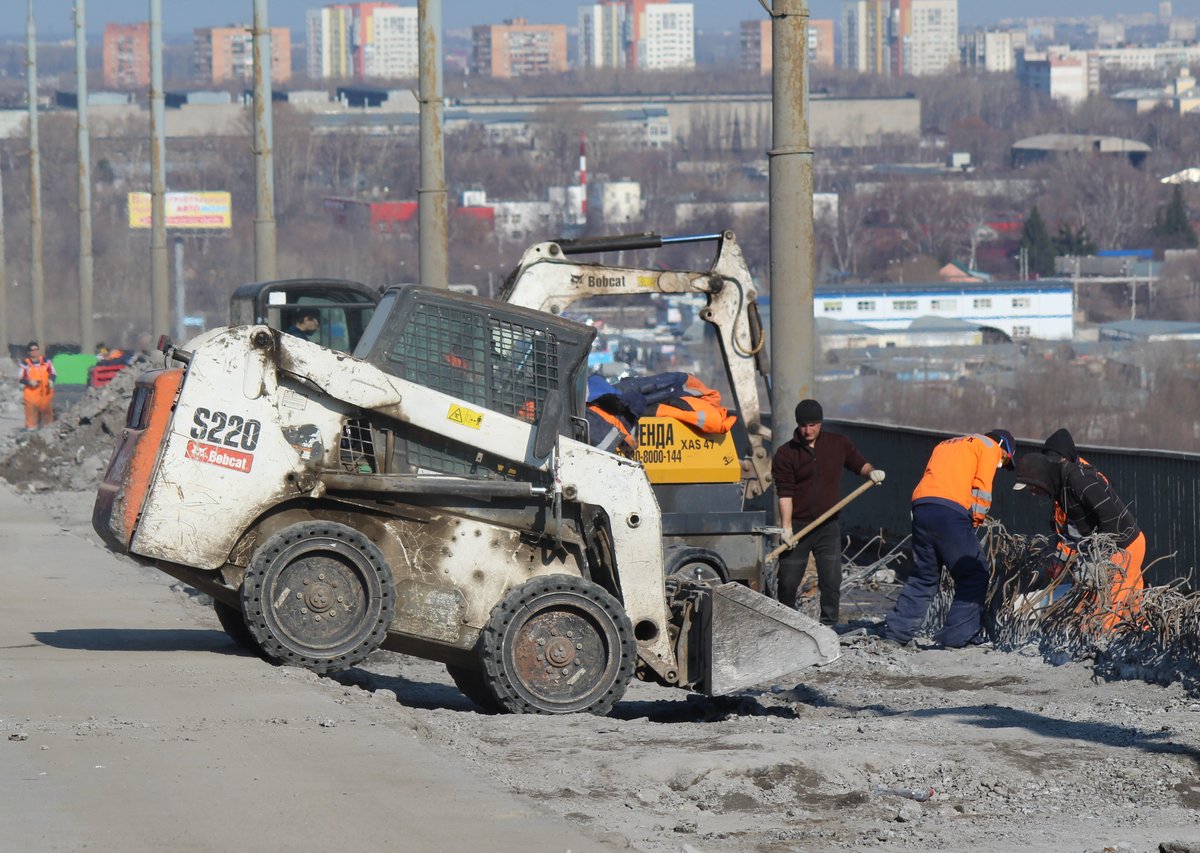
[445,664,500,713]
[242,522,395,674]
[480,576,635,716]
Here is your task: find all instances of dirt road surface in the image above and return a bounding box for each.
[3,393,1200,852]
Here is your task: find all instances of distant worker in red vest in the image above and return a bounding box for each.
[19,341,56,429]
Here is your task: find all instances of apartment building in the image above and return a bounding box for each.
[842,0,889,74]
[103,23,150,89]
[843,0,958,76]
[740,18,836,75]
[470,19,568,78]
[960,29,1026,74]
[907,0,958,75]
[194,25,291,85]
[578,2,627,69]
[640,3,694,70]
[306,3,418,81]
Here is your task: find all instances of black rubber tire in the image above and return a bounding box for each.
[446,664,500,713]
[242,522,395,674]
[213,599,261,653]
[665,546,727,583]
[480,575,635,716]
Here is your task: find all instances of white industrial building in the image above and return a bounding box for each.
[814,280,1074,340]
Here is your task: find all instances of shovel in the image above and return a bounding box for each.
[765,478,881,564]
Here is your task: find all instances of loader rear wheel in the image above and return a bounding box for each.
[445,664,500,713]
[480,575,635,716]
[242,522,395,675]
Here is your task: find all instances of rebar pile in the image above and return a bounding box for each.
[917,521,1200,695]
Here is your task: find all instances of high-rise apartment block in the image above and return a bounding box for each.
[578,2,627,70]
[576,1,694,71]
[194,25,292,85]
[470,19,568,78]
[740,18,836,75]
[961,29,1025,74]
[842,0,889,74]
[1017,48,1095,105]
[842,0,958,76]
[640,3,694,70]
[907,0,958,76]
[103,23,150,89]
[306,3,418,81]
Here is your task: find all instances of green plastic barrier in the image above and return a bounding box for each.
[51,353,98,385]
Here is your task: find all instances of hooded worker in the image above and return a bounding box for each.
[1013,448,1145,630]
[879,429,1014,648]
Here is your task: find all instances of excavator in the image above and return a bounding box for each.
[501,230,773,586]
[93,272,837,715]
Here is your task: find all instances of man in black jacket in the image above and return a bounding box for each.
[772,399,884,625]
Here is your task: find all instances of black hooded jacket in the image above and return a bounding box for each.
[1042,428,1078,463]
[1015,453,1140,549]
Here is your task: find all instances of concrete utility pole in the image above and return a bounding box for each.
[418,0,448,289]
[26,0,45,348]
[75,0,95,354]
[767,0,814,441]
[252,0,277,282]
[149,0,169,338]
[0,147,8,358]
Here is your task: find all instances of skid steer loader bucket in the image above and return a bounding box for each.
[675,582,841,696]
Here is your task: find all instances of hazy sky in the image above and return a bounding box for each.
[21,1,1200,36]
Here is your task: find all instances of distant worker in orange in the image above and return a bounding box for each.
[19,341,56,429]
[880,430,1015,647]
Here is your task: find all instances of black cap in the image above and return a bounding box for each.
[795,399,823,425]
[985,429,1015,469]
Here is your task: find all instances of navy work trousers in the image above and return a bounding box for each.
[884,502,989,647]
[777,518,842,626]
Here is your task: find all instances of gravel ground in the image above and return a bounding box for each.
[5,367,1200,853]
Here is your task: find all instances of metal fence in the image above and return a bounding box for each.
[827,420,1200,589]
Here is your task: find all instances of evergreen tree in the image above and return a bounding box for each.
[1021,206,1056,277]
[1156,185,1198,249]
[1053,223,1097,257]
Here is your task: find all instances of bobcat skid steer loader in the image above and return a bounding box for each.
[93,285,837,715]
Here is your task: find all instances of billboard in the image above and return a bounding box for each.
[128,191,232,230]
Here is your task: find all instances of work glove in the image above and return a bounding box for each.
[869,469,886,484]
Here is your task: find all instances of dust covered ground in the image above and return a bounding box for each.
[3,373,1200,852]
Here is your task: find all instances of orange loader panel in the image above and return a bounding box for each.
[93,369,183,551]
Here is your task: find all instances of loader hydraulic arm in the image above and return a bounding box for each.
[500,231,774,497]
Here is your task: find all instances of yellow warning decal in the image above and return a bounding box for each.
[637,275,658,289]
[447,404,483,430]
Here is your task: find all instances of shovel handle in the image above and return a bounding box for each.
[766,478,879,563]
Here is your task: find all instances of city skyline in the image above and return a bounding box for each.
[16,0,1200,37]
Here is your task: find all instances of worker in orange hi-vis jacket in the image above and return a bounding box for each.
[880,429,1015,648]
[18,341,56,429]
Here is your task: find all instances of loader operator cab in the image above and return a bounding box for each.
[354,285,595,451]
[230,278,379,355]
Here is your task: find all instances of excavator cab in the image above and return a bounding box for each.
[230,278,380,354]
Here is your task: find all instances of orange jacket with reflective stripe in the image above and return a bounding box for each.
[911,433,1004,525]
[20,357,55,402]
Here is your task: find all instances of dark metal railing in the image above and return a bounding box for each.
[827,419,1199,588]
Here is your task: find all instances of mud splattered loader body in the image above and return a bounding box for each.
[94,286,836,714]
